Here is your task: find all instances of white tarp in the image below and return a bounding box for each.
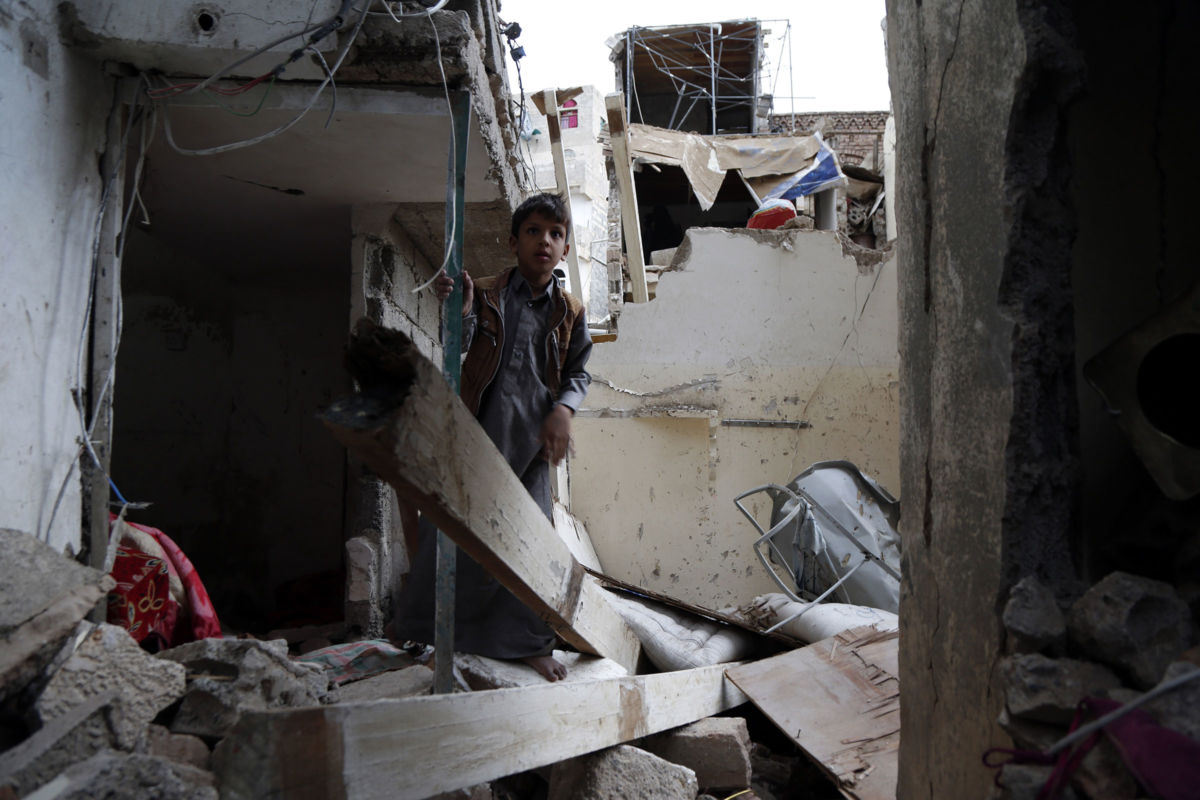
[626,123,844,210]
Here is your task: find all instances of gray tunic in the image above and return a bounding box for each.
[393,271,592,659]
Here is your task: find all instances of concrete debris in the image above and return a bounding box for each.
[428,784,494,800]
[24,751,217,800]
[1073,737,1139,800]
[1135,660,1200,743]
[0,694,119,797]
[345,535,382,638]
[1003,575,1067,653]
[35,623,186,750]
[639,717,752,792]
[156,638,329,739]
[0,529,115,704]
[547,744,698,800]
[997,708,1061,752]
[145,724,212,772]
[1066,571,1192,688]
[333,664,433,703]
[454,650,627,691]
[1003,653,1121,725]
[995,764,1079,800]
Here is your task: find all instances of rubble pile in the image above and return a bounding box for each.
[0,527,840,799]
[0,530,338,799]
[993,572,1200,799]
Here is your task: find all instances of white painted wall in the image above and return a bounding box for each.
[0,2,114,552]
[571,228,899,610]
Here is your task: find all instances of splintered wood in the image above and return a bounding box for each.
[727,626,899,800]
[322,321,640,673]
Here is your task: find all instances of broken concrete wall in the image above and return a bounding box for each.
[887,0,1089,796]
[0,0,117,553]
[112,222,352,629]
[571,228,898,610]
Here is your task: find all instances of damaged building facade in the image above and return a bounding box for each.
[4,0,1200,798]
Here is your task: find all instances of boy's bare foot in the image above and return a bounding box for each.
[521,654,568,682]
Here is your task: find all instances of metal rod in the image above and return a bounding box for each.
[721,418,812,429]
[764,557,870,634]
[434,89,471,695]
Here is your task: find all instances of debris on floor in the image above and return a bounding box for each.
[990,572,1200,800]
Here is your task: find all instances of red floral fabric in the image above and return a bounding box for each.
[107,544,176,647]
[107,514,222,647]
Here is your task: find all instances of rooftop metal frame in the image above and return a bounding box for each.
[620,19,793,135]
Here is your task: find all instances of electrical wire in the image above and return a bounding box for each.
[410,3,459,294]
[378,0,449,22]
[157,0,369,156]
[43,81,151,542]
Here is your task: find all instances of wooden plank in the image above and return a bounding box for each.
[727,626,899,800]
[537,89,585,310]
[604,93,650,304]
[323,323,640,673]
[215,662,747,799]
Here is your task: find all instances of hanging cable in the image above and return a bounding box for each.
[410,3,459,294]
[156,0,369,156]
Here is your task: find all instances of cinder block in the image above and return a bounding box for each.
[639,716,752,791]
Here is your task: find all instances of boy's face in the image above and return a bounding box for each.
[510,211,570,289]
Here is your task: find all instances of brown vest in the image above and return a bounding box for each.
[459,267,585,416]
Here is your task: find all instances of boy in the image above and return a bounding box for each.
[392,193,591,682]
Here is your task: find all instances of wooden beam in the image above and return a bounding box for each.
[537,89,585,310]
[215,662,747,799]
[604,93,650,304]
[324,323,640,673]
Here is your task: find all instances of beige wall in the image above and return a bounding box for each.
[571,228,898,610]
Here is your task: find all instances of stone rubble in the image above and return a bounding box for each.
[155,637,331,739]
[1066,571,1191,689]
[547,744,698,800]
[1002,575,1067,654]
[995,569,1199,800]
[638,716,752,792]
[36,622,186,750]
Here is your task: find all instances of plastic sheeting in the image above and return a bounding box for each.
[625,124,845,210]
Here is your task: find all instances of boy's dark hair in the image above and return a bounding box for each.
[511,192,571,236]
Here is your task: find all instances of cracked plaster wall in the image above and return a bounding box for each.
[570,228,898,610]
[0,0,115,553]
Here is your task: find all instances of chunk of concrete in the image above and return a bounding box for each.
[548,745,698,800]
[1003,653,1121,725]
[1067,571,1191,688]
[36,623,186,750]
[25,751,217,799]
[333,665,433,703]
[428,784,494,800]
[146,723,211,771]
[156,638,329,739]
[1137,661,1200,743]
[0,529,114,704]
[1003,575,1066,653]
[1074,737,1138,800]
[0,694,119,797]
[639,717,751,791]
[997,708,1061,752]
[996,764,1079,800]
[454,650,627,691]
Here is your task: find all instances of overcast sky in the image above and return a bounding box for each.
[498,0,891,114]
